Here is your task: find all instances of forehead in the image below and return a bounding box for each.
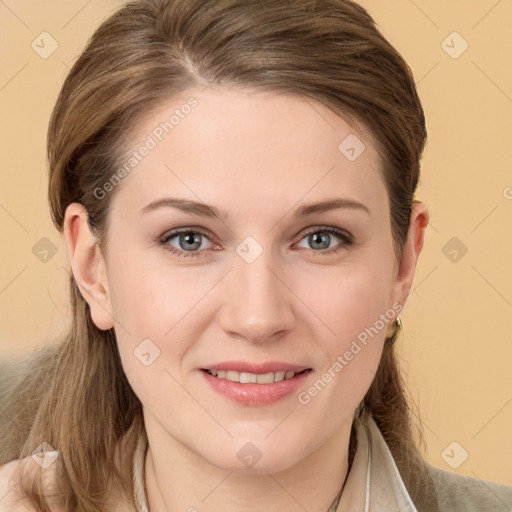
[108,87,387,219]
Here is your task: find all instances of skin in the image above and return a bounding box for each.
[64,87,429,512]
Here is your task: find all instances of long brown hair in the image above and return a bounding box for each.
[0,0,437,510]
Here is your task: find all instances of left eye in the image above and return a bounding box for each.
[296,228,352,253]
[159,227,352,258]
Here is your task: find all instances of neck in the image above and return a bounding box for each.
[143,414,353,512]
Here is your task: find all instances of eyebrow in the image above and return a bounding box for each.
[139,197,370,219]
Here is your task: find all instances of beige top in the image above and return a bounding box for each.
[131,415,417,512]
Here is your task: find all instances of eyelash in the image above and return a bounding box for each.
[158,226,353,259]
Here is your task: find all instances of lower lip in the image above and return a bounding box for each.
[200,369,312,406]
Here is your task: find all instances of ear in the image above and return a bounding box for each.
[391,201,430,310]
[63,203,115,330]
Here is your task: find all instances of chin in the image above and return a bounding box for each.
[197,438,303,474]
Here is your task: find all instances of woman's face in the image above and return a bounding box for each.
[68,87,427,473]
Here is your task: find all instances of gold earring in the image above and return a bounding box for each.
[385,316,402,346]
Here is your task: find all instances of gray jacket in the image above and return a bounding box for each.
[329,416,512,511]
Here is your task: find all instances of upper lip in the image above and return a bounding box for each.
[201,360,311,374]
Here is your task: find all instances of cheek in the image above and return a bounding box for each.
[303,259,393,343]
[106,256,213,391]
[107,252,186,333]
[298,260,392,397]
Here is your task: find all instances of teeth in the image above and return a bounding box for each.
[207,369,299,384]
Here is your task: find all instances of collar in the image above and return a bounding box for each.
[132,415,417,512]
[335,415,417,511]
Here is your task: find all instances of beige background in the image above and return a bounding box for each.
[1,0,511,486]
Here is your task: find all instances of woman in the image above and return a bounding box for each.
[0,0,510,511]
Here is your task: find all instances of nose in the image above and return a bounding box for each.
[217,249,296,343]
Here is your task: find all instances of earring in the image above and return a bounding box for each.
[385,316,402,346]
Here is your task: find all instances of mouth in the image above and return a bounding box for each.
[200,366,313,405]
[201,368,312,384]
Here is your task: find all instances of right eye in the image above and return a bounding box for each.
[159,228,218,258]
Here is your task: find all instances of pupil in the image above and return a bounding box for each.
[311,232,329,249]
[181,232,201,250]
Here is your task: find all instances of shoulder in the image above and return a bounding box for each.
[0,454,64,512]
[425,462,512,512]
[0,458,34,511]
[0,451,137,512]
